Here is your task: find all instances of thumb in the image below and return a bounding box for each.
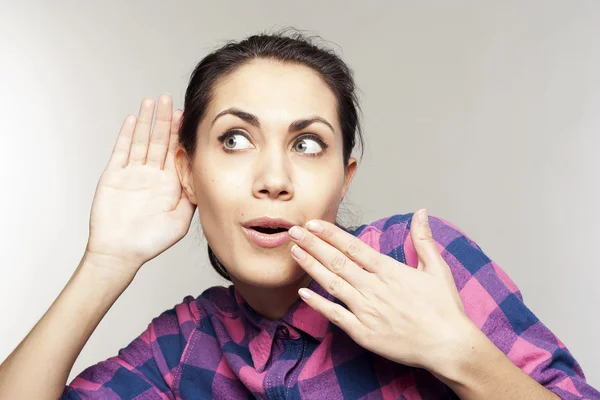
[409,209,443,274]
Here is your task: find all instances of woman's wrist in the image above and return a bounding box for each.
[426,316,493,386]
[427,318,559,400]
[80,250,141,285]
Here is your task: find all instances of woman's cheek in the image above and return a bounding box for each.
[299,172,344,215]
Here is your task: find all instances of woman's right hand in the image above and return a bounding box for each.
[85,94,196,276]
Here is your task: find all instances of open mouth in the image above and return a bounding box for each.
[242,218,293,248]
[250,226,288,234]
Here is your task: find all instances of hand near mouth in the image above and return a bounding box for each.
[287,210,473,376]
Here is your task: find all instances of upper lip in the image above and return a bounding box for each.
[242,217,295,230]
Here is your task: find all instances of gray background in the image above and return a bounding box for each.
[1,0,598,387]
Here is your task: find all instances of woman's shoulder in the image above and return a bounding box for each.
[354,212,520,297]
[350,212,480,257]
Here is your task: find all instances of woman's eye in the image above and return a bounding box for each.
[220,131,253,151]
[218,131,326,155]
[293,137,324,155]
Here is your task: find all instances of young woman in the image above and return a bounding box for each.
[0,31,597,400]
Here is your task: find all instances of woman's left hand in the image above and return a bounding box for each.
[288,209,478,373]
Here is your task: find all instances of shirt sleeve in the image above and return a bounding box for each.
[398,213,600,400]
[61,295,199,400]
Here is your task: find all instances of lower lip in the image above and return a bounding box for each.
[242,226,290,248]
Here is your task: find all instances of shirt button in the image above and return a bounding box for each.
[280,326,289,337]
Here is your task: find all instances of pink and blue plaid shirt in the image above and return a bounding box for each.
[62,213,600,399]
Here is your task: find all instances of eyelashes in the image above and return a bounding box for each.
[217,129,329,157]
[217,130,253,151]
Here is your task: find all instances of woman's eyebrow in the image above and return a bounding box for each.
[289,117,334,134]
[212,107,335,133]
[212,108,259,127]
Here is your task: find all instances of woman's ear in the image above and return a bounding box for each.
[174,146,198,205]
[341,157,357,200]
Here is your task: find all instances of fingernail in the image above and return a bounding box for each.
[305,220,323,233]
[298,288,312,299]
[417,209,428,225]
[288,226,305,240]
[291,244,306,260]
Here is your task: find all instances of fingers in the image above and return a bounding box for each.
[108,114,137,169]
[164,109,183,173]
[288,225,372,291]
[291,242,363,309]
[146,95,173,168]
[297,287,362,334]
[108,95,182,170]
[409,209,445,274]
[302,220,388,275]
[128,98,155,165]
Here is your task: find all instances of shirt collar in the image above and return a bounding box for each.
[232,277,335,372]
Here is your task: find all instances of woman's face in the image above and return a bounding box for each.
[177,59,356,288]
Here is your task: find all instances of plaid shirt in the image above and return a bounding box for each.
[62,213,599,399]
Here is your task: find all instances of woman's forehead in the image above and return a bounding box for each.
[207,60,339,128]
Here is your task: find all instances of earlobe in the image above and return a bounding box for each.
[174,147,198,205]
[183,184,198,206]
[341,157,358,200]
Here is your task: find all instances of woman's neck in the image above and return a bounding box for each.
[232,273,313,320]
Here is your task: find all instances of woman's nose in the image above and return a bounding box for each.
[252,152,294,201]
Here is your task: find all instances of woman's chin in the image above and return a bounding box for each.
[229,258,306,289]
